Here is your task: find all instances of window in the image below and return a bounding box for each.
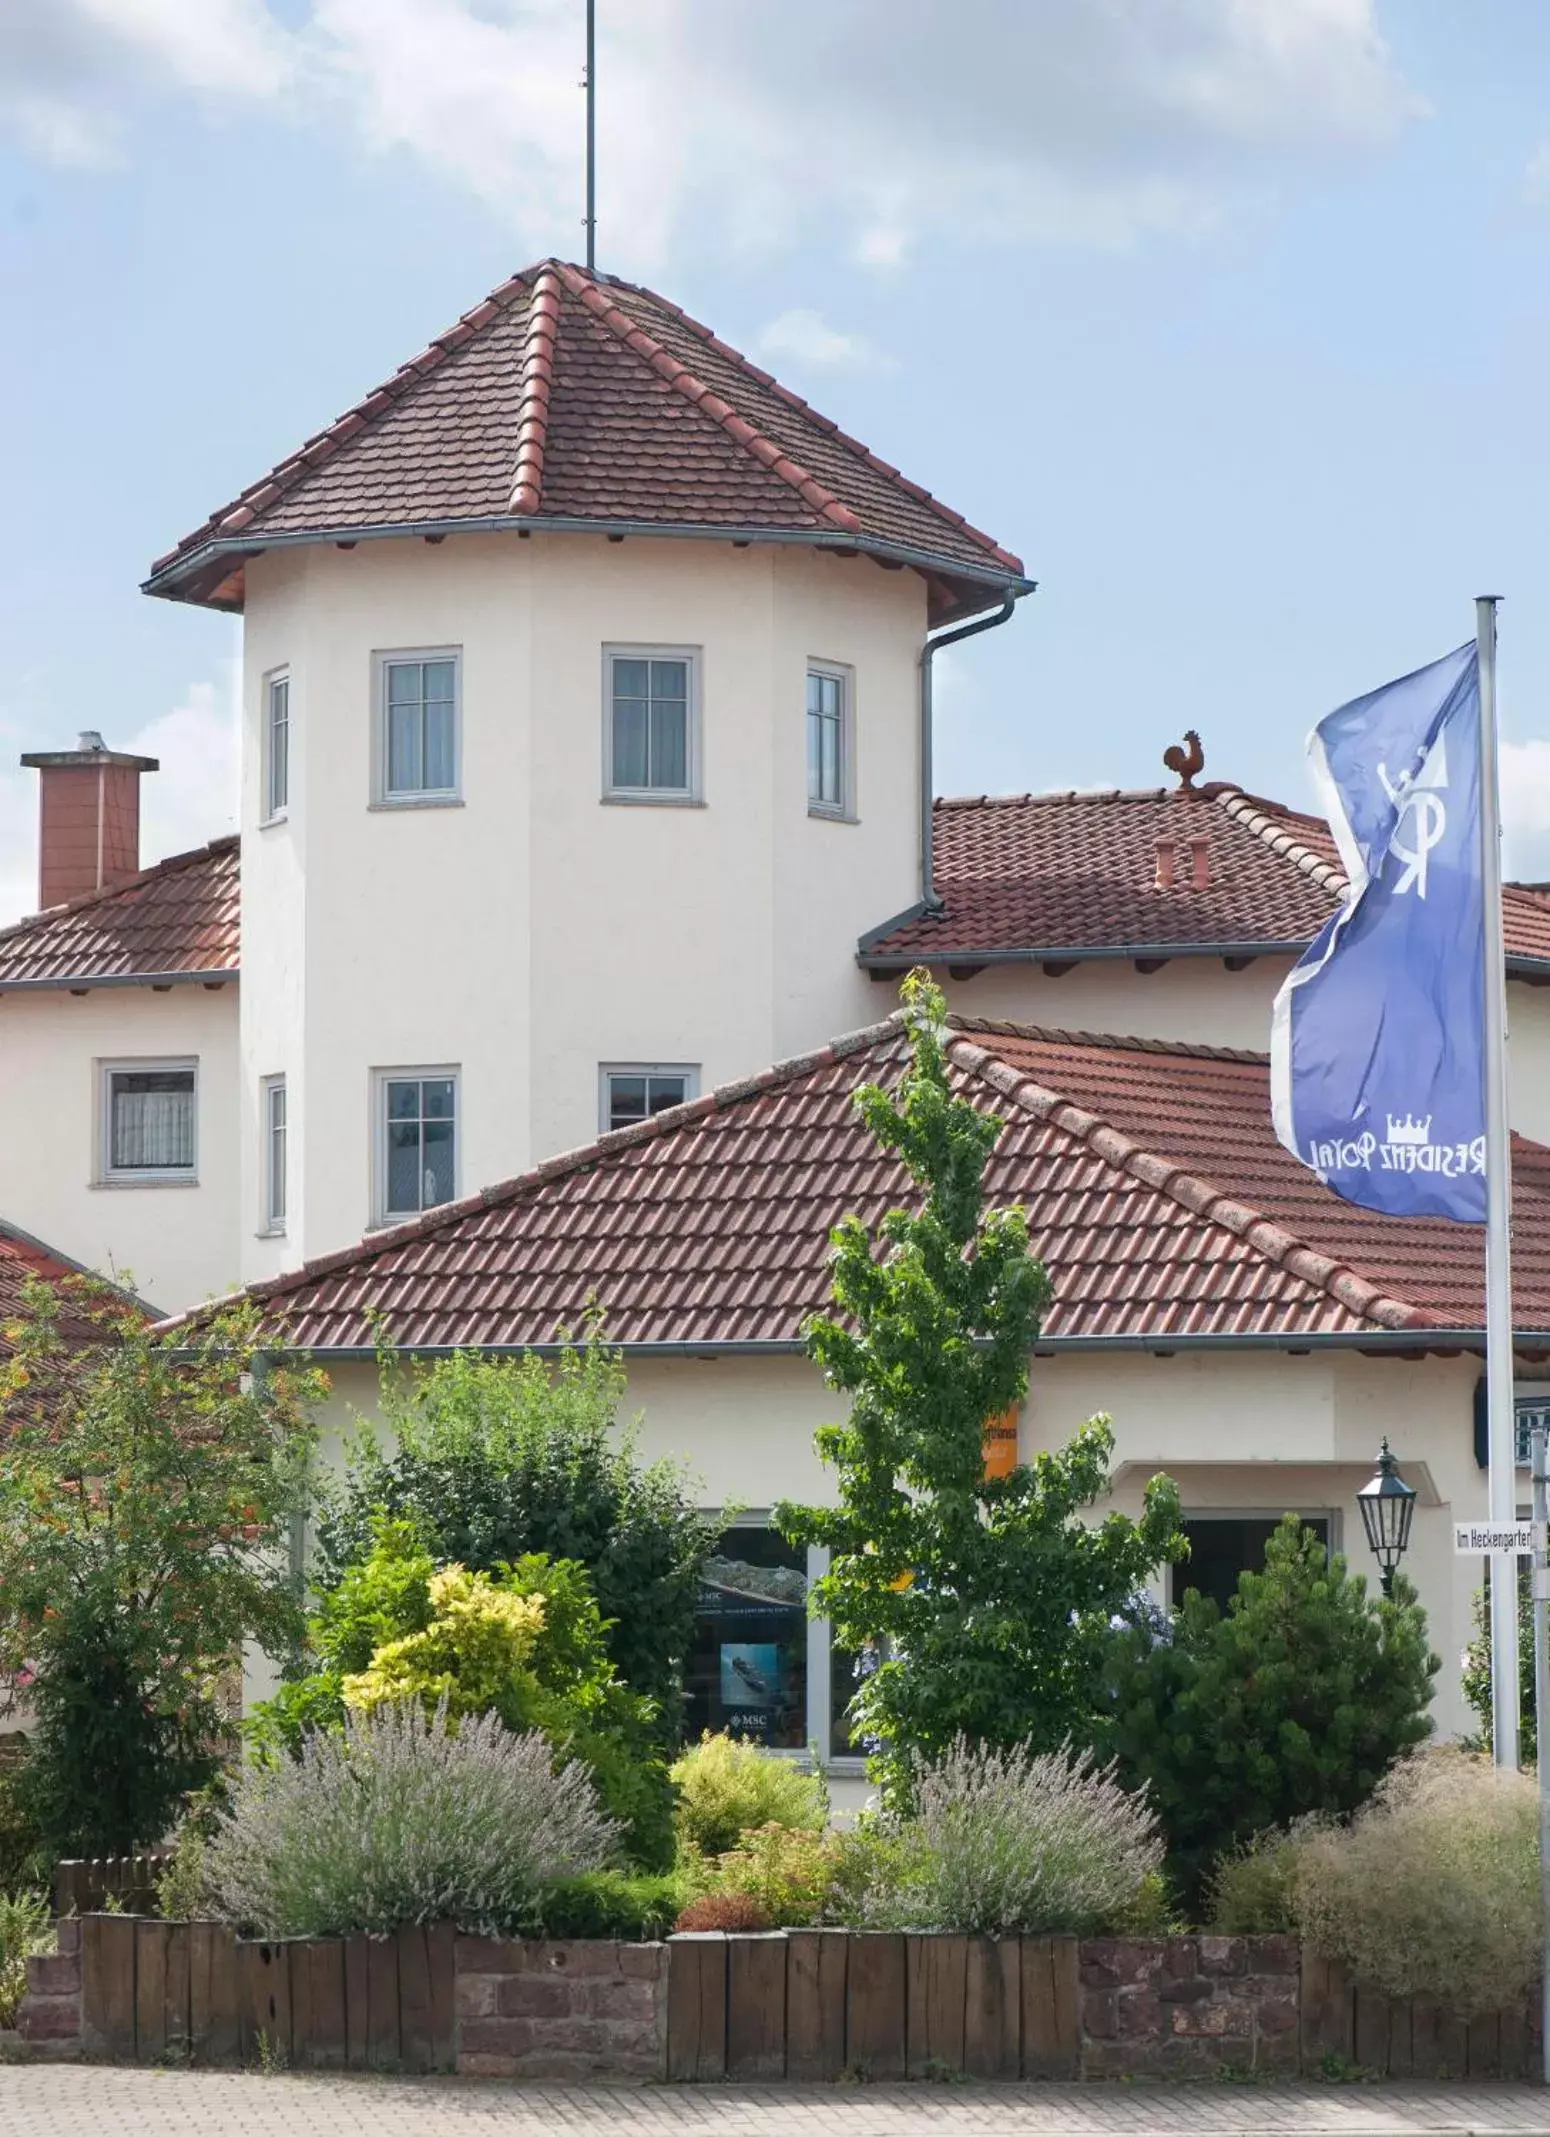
[806,661,852,817]
[264,671,290,820]
[603,647,699,800]
[601,1064,698,1134]
[1170,1513,1333,1616]
[376,650,460,802]
[100,1061,197,1184]
[685,1524,861,1762]
[262,1076,287,1233]
[375,1070,458,1222]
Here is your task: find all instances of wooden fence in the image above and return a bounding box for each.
[1301,1953,1538,2081]
[55,1855,171,1920]
[78,1914,456,2071]
[667,1930,1079,2082]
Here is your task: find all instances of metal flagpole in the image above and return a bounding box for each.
[1478,594,1521,1769]
[1530,1420,1550,2081]
[584,0,597,273]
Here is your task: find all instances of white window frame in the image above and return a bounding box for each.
[805,658,855,821]
[599,1062,701,1135]
[602,644,702,804]
[260,1075,287,1236]
[371,1065,460,1226]
[263,668,290,824]
[97,1057,199,1187]
[372,647,462,807]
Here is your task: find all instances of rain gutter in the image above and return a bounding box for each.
[918,593,1020,912]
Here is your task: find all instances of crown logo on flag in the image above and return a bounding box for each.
[1385,1114,1432,1146]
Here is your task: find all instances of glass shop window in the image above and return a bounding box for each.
[686,1528,809,1750]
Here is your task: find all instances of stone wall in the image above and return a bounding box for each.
[15,1917,82,2050]
[1078,1934,1300,2077]
[455,1936,668,2080]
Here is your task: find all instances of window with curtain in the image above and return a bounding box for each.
[104,1065,196,1180]
[266,672,290,818]
[381,653,459,799]
[604,649,696,798]
[263,1076,287,1231]
[378,1072,457,1221]
[806,664,850,815]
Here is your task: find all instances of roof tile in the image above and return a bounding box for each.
[0,837,239,988]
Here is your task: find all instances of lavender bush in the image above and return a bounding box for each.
[870,1737,1163,1935]
[205,1699,618,1937]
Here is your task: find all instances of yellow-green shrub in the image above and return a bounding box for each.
[670,1733,826,1857]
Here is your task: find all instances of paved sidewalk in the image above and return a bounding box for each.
[1,2071,1549,2137]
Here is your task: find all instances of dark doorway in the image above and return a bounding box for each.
[1171,1515,1332,1616]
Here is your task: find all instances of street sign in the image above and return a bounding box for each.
[1454,1519,1539,1555]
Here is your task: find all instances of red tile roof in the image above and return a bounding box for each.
[861,784,1550,972]
[159,1017,1550,1358]
[146,261,1027,625]
[0,837,239,990]
[0,1221,133,1368]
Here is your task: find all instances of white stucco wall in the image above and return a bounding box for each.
[304,1340,1488,1743]
[0,983,240,1313]
[938,954,1550,1143]
[239,533,923,1277]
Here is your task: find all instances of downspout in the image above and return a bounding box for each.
[920,593,1018,911]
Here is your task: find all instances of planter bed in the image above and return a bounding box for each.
[16,1921,1541,2083]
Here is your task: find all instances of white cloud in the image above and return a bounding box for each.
[1503,738,1550,886]
[757,309,890,373]
[0,0,1419,268]
[0,658,239,932]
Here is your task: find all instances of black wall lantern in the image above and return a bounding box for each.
[1357,1438,1417,1597]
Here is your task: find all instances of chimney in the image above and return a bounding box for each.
[1189,835,1211,892]
[1154,836,1177,891]
[19,733,159,912]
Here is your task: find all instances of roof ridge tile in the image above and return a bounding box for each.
[1213,786,1350,897]
[944,1031,1421,1335]
[508,264,563,514]
[0,833,241,950]
[554,264,863,535]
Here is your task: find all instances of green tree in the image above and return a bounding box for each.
[776,971,1184,1803]
[1461,1567,1536,1760]
[0,1277,321,1856]
[315,1334,717,1737]
[1102,1515,1438,1900]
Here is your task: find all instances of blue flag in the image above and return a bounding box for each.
[1270,641,1486,1221]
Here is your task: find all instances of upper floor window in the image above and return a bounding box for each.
[376,650,460,804]
[264,671,290,821]
[262,1075,287,1234]
[375,1068,458,1223]
[100,1060,197,1185]
[603,647,699,802]
[601,1064,699,1134]
[806,661,852,819]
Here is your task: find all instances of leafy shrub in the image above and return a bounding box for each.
[205,1700,617,1938]
[708,1822,837,1928]
[1206,1828,1305,1935]
[536,1870,692,1940]
[247,1529,674,1868]
[868,1738,1162,1936]
[1461,1569,1535,1759]
[315,1336,720,1733]
[0,1749,47,1895]
[670,1732,826,1858]
[0,1889,52,2028]
[673,1890,774,1933]
[1103,1517,1437,1900]
[154,1815,216,1923]
[1294,1749,1539,2015]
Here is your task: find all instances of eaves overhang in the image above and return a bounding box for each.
[143,514,1036,623]
[0,967,238,996]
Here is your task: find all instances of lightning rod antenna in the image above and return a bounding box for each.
[584,0,596,272]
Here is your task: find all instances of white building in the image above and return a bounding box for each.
[5,256,1548,1751]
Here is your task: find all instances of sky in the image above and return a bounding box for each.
[3,0,1550,925]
